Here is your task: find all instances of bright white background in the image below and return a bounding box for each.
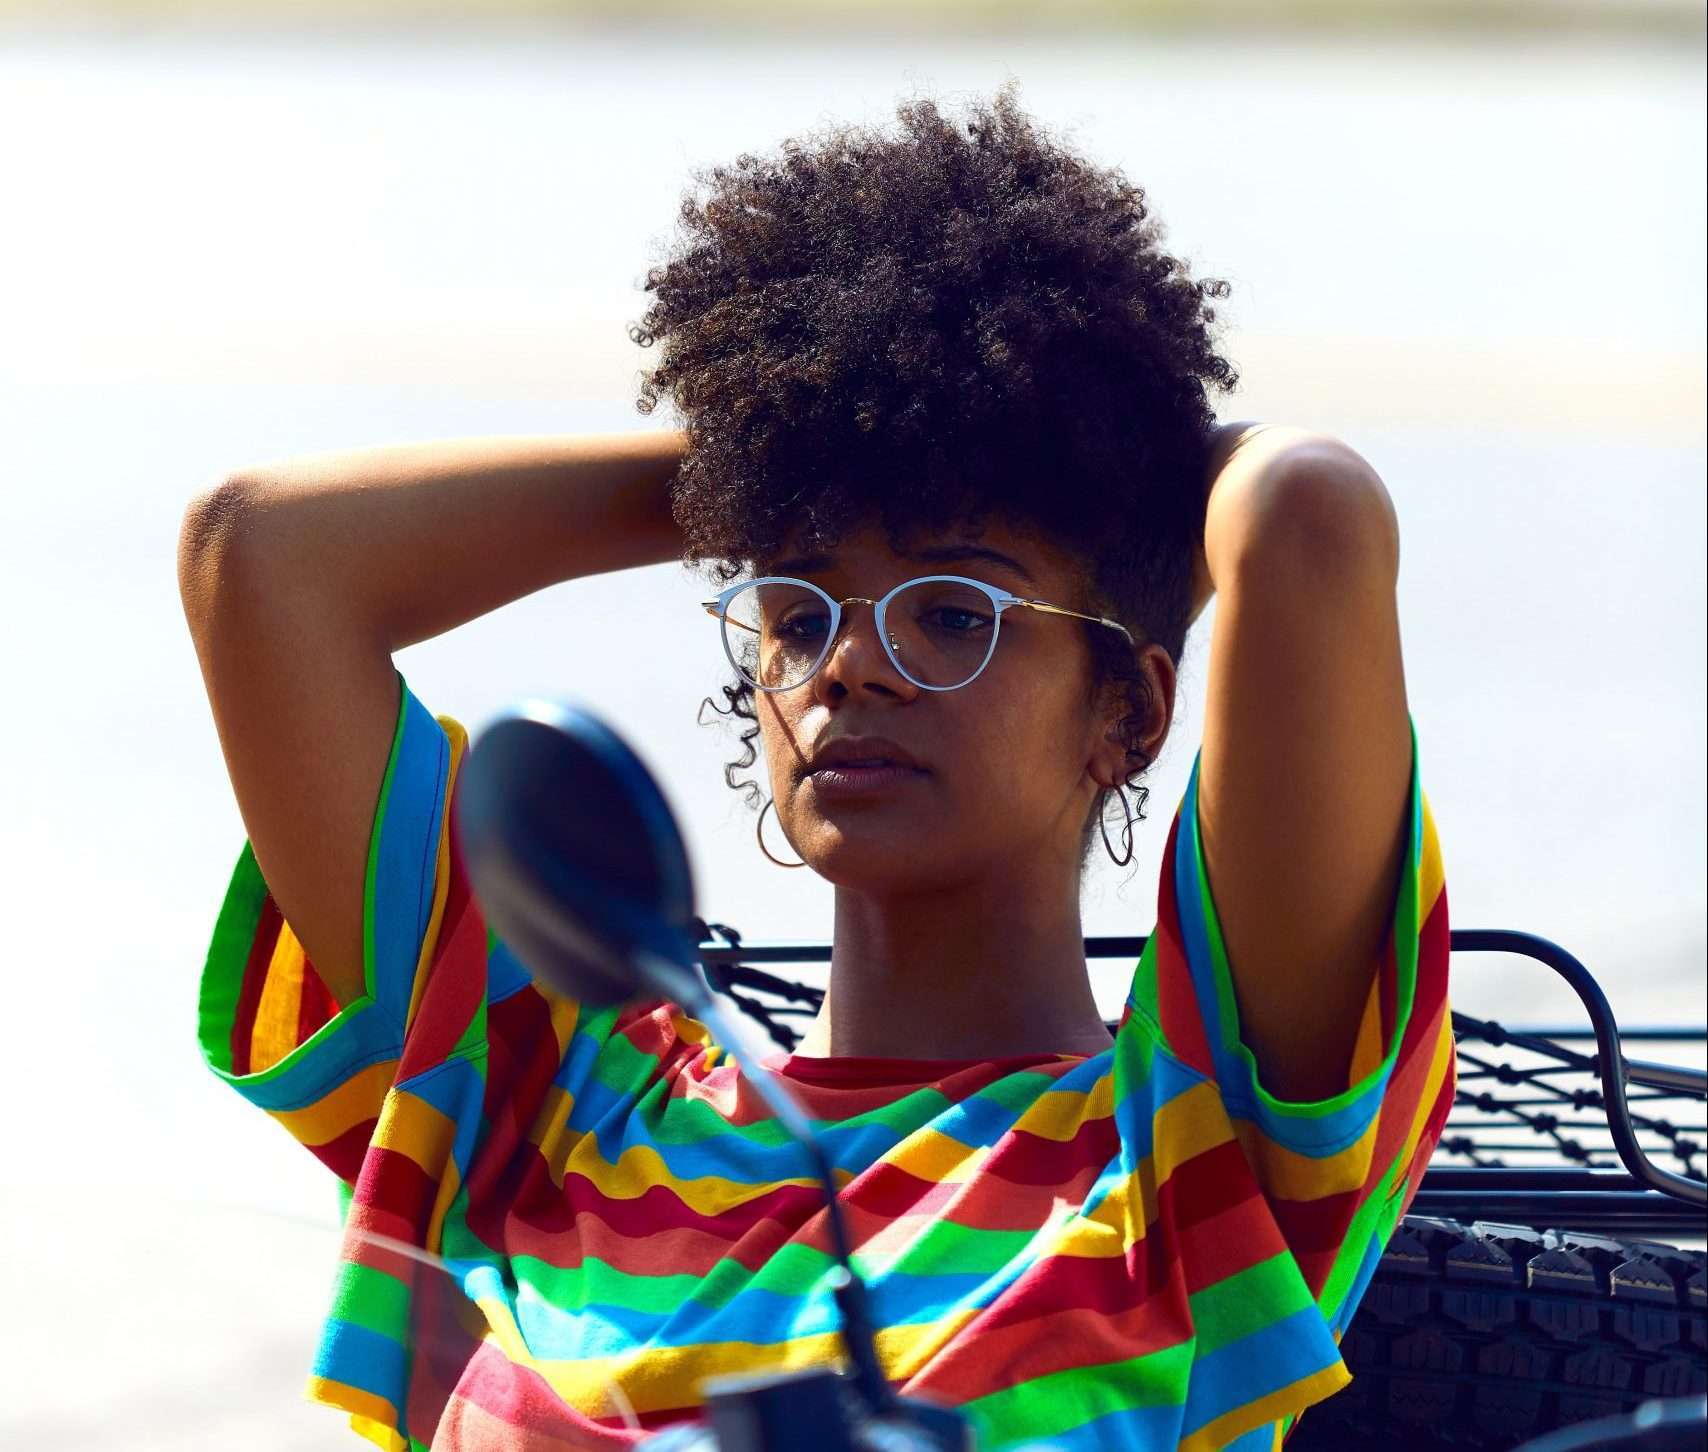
[0,20,1702,1448]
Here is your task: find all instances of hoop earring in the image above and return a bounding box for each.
[756,796,806,869]
[1100,784,1135,867]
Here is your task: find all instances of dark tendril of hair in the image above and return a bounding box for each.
[633,79,1239,871]
[697,683,764,813]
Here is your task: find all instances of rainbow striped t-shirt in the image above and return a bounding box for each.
[197,672,1453,1451]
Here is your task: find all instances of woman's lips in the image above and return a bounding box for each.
[805,763,929,797]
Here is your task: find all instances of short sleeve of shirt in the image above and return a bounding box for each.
[196,669,464,1180]
[196,672,718,1445]
[1121,710,1454,1444]
[196,668,633,1168]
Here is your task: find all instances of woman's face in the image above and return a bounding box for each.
[753,516,1177,894]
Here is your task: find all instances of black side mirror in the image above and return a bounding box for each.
[452,699,703,1009]
[453,699,934,1441]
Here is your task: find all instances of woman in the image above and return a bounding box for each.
[178,82,1452,1451]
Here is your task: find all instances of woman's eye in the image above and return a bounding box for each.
[775,611,830,640]
[930,608,990,632]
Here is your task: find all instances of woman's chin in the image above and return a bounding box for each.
[795,825,968,894]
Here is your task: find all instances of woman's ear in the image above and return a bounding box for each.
[1090,643,1176,789]
[1142,645,1177,759]
[1088,683,1135,791]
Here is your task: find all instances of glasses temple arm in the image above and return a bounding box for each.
[1015,598,1135,645]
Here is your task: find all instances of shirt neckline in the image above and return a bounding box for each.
[757,1048,1099,1088]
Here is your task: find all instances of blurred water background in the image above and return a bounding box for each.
[0,3,1702,1446]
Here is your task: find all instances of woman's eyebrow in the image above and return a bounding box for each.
[912,544,1037,585]
[768,545,1038,586]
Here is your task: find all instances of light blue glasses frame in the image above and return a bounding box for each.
[702,573,1135,694]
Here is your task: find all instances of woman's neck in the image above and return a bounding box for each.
[790,868,1115,1060]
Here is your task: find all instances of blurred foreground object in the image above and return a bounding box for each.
[455,698,973,1451]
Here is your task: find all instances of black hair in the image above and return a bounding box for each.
[629,79,1239,868]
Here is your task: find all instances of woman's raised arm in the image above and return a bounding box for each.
[175,428,687,1008]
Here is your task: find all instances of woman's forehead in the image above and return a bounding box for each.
[764,515,1081,589]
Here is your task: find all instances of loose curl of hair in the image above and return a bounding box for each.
[629,79,1239,871]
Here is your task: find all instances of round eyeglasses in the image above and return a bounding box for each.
[702,573,1135,694]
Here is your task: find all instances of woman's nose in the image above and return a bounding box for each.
[813,600,914,699]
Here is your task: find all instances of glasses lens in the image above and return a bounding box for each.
[885,579,998,689]
[723,580,832,689]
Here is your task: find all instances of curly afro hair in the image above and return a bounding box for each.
[628,78,1240,870]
